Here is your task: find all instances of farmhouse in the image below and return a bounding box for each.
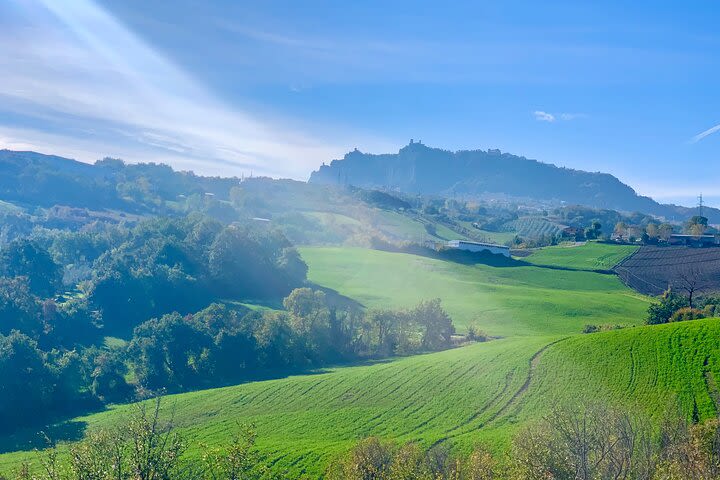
[446,239,511,257]
[668,234,720,247]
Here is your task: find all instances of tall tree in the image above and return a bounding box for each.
[0,239,62,296]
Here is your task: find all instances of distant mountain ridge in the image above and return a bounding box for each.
[310,142,716,223]
[0,149,240,212]
[0,148,715,224]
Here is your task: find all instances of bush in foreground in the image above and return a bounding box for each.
[9,398,277,480]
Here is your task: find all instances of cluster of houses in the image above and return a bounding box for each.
[610,232,720,248]
[443,234,720,256]
[666,234,720,247]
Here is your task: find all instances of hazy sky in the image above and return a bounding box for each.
[2,1,720,206]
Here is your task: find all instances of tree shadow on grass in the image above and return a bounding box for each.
[375,243,528,268]
[377,243,617,274]
[0,419,88,454]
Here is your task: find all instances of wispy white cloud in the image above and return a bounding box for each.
[534,111,556,122]
[558,112,588,120]
[533,110,587,122]
[0,0,385,179]
[691,124,720,143]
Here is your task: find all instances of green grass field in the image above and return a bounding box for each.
[5,319,720,478]
[0,337,547,477]
[372,210,465,242]
[301,246,648,336]
[455,223,516,244]
[523,242,638,270]
[0,242,690,479]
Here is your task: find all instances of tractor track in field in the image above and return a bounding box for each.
[483,337,569,425]
[433,337,569,447]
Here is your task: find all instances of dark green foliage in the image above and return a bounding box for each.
[0,277,42,336]
[412,299,455,351]
[125,294,457,394]
[0,330,124,434]
[0,211,309,433]
[353,188,411,210]
[0,240,62,296]
[129,313,214,391]
[85,217,306,335]
[646,293,690,325]
[0,331,55,429]
[582,324,599,334]
[86,347,133,403]
[44,298,102,348]
[669,307,705,323]
[207,225,302,299]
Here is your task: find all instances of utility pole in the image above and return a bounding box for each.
[698,193,704,218]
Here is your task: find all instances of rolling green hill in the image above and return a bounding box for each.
[0,337,546,477]
[523,242,638,271]
[300,246,648,336]
[4,319,720,478]
[0,244,687,478]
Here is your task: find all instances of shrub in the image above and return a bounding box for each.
[466,323,489,342]
[646,292,689,325]
[669,307,705,323]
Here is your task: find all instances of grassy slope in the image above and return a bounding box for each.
[441,319,720,450]
[523,242,638,270]
[0,243,663,477]
[0,337,548,477]
[301,247,648,336]
[299,209,467,244]
[372,210,465,242]
[5,321,720,478]
[456,222,516,244]
[513,319,720,428]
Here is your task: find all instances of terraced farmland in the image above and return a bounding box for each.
[502,216,565,238]
[301,246,648,336]
[615,245,720,295]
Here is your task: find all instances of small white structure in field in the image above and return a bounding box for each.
[446,240,511,257]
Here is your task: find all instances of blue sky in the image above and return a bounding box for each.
[2,1,720,206]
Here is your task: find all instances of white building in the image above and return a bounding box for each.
[446,239,511,257]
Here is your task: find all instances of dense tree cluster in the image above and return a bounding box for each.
[0,214,310,433]
[645,291,720,325]
[126,293,455,395]
[0,292,457,433]
[0,211,458,434]
[85,216,306,335]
